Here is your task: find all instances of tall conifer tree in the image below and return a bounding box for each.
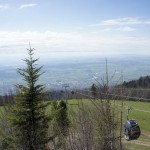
[91,83,97,99]
[11,46,49,150]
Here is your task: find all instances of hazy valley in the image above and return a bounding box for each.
[1,54,150,94]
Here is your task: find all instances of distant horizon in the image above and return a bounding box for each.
[1,51,150,66]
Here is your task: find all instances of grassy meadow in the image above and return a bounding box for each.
[0,99,149,149]
[68,99,150,132]
[67,99,150,150]
[121,100,150,149]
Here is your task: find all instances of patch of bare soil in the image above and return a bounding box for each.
[123,131,150,147]
[142,131,150,139]
[123,140,150,147]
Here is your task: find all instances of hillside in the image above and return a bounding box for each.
[123,76,150,88]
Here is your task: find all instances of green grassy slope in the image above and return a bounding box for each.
[68,99,150,150]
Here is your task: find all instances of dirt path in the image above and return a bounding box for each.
[123,131,150,147]
[123,139,150,147]
[142,131,150,138]
[134,108,150,113]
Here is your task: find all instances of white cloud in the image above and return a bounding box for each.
[0,4,9,10]
[0,30,150,55]
[118,26,136,32]
[90,17,150,26]
[100,26,136,32]
[0,31,83,52]
[102,28,112,32]
[19,3,38,9]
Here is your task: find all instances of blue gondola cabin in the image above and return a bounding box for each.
[124,120,141,140]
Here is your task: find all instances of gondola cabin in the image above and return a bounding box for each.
[124,120,141,140]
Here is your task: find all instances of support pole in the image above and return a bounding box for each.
[62,84,69,104]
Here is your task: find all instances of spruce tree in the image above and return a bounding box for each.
[51,100,70,149]
[56,100,70,137]
[91,83,97,99]
[10,46,50,150]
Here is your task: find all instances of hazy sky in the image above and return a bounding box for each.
[0,0,150,57]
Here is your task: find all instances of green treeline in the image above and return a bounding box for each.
[123,76,150,88]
